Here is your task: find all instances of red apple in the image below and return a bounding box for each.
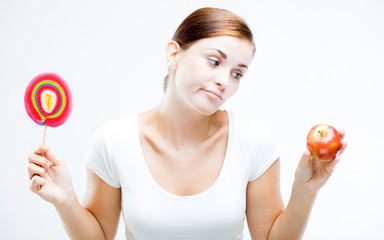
[307,124,342,162]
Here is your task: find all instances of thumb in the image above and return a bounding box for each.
[298,149,312,169]
[44,149,65,166]
[295,149,313,181]
[34,144,50,155]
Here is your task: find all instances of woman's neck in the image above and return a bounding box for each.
[147,103,224,149]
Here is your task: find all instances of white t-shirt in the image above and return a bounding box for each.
[85,110,280,240]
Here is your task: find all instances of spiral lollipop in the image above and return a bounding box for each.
[24,73,72,190]
[24,73,72,128]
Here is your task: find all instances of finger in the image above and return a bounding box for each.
[28,163,46,179]
[325,156,341,175]
[33,144,50,155]
[28,153,52,169]
[30,175,46,192]
[44,149,64,166]
[338,140,348,156]
[338,129,346,140]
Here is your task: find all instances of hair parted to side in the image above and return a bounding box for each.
[163,7,255,93]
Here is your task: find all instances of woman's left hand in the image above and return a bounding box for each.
[293,130,348,196]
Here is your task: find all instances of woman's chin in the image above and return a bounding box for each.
[192,101,223,116]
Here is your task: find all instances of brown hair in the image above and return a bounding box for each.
[164,7,255,92]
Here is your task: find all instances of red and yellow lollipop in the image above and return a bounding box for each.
[24,73,72,128]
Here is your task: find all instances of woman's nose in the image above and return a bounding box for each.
[214,71,230,89]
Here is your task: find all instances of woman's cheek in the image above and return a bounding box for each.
[227,81,240,98]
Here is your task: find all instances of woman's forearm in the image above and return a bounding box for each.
[267,180,317,240]
[54,194,106,240]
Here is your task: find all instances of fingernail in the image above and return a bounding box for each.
[46,162,52,169]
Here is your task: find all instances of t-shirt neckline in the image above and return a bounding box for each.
[134,110,233,201]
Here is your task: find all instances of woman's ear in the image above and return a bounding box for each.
[165,41,180,71]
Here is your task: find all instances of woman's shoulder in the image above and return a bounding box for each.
[97,112,138,142]
[229,110,275,141]
[104,112,137,129]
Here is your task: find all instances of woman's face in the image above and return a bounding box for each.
[172,36,254,115]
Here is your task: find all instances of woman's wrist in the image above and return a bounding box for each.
[292,179,318,200]
[54,189,79,211]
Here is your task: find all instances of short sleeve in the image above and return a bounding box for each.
[84,124,121,188]
[248,126,280,181]
[237,116,280,182]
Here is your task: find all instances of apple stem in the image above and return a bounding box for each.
[318,130,325,138]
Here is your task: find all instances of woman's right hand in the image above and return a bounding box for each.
[28,145,76,207]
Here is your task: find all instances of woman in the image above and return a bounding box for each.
[28,7,347,240]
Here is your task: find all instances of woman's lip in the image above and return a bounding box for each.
[204,89,223,100]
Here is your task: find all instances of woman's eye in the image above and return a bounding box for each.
[208,59,219,66]
[232,72,243,79]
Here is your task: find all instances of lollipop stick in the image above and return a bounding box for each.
[43,125,47,146]
[42,125,47,157]
[37,125,48,191]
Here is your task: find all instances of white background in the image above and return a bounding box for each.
[1,0,383,239]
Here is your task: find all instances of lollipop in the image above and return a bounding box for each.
[25,73,72,190]
[24,72,72,128]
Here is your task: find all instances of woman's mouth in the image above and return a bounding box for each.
[203,89,223,100]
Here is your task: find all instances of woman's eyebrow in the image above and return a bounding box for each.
[207,48,227,59]
[238,64,248,69]
[206,48,248,69]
